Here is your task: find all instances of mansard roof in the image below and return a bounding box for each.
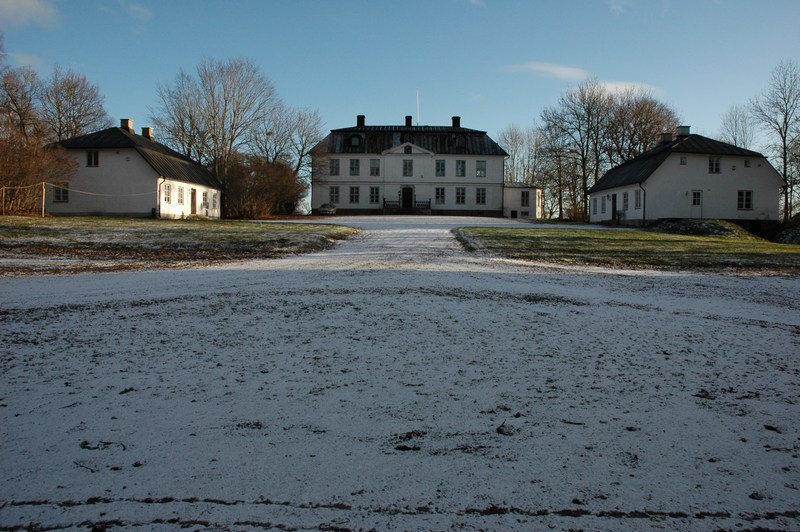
[312,116,508,157]
[58,125,222,190]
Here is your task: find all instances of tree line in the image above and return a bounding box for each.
[501,61,800,222]
[1,33,321,218]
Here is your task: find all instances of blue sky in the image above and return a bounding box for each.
[2,0,799,147]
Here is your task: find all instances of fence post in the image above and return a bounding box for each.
[41,182,45,217]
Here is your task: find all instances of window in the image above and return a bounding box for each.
[634,189,641,210]
[330,159,340,176]
[212,193,218,209]
[744,159,751,168]
[53,183,68,203]
[692,190,702,206]
[86,151,99,167]
[202,191,208,208]
[456,160,466,177]
[178,186,185,205]
[349,135,362,148]
[521,190,530,207]
[349,159,360,176]
[403,159,413,177]
[680,156,687,165]
[476,160,487,177]
[456,187,466,204]
[601,196,606,214]
[404,145,412,154]
[370,159,380,176]
[435,187,445,204]
[435,160,446,177]
[349,186,360,204]
[370,186,380,204]
[329,186,340,204]
[592,197,598,215]
[737,190,753,210]
[476,187,486,205]
[164,184,171,204]
[622,191,629,211]
[708,156,721,174]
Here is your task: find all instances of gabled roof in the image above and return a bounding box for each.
[588,134,766,194]
[312,118,508,157]
[58,127,222,190]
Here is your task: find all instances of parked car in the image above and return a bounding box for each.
[319,203,336,215]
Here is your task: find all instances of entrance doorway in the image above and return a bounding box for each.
[190,189,197,215]
[691,190,703,218]
[401,187,414,210]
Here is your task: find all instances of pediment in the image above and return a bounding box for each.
[383,142,433,156]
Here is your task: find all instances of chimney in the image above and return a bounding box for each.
[452,116,461,128]
[659,132,673,145]
[356,115,365,127]
[120,118,134,133]
[405,115,413,127]
[141,127,154,141]
[676,125,690,138]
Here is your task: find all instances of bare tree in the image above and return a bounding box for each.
[719,104,755,148]
[750,59,800,220]
[252,104,324,180]
[1,65,41,138]
[39,65,111,141]
[498,123,541,184]
[151,70,208,162]
[605,87,679,166]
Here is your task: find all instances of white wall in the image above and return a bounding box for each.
[503,187,541,218]
[590,153,784,223]
[159,180,222,219]
[311,149,506,213]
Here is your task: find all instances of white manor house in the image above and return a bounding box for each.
[311,115,540,218]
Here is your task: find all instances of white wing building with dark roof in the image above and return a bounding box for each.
[311,115,538,217]
[49,119,222,219]
[588,126,785,230]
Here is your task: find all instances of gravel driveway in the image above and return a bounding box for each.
[1,216,798,531]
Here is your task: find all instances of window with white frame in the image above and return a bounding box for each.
[349,159,360,176]
[692,190,702,206]
[435,187,445,204]
[592,197,597,215]
[369,186,380,204]
[456,160,466,177]
[435,160,445,177]
[744,159,751,168]
[476,160,486,177]
[330,186,340,204]
[634,189,641,209]
[622,191,629,210]
[202,191,208,208]
[476,187,486,205]
[53,183,69,202]
[370,159,380,176]
[680,156,687,165]
[708,156,721,174]
[178,186,185,205]
[601,196,606,214]
[737,190,753,210]
[456,187,465,204]
[349,186,359,203]
[86,151,98,167]
[521,190,530,207]
[403,159,413,177]
[330,159,340,176]
[164,184,171,203]
[212,193,218,208]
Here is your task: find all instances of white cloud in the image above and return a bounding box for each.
[0,0,58,28]
[12,52,44,69]
[504,61,589,80]
[599,80,658,95]
[610,0,633,14]
[125,2,152,21]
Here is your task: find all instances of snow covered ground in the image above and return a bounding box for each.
[1,216,798,531]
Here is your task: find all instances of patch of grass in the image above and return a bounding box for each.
[0,216,357,275]
[457,226,800,274]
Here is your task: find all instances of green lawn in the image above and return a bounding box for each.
[0,216,357,274]
[457,226,800,273]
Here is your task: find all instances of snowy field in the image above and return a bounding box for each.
[1,216,798,531]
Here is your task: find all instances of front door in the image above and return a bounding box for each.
[690,190,703,218]
[611,193,618,222]
[190,189,197,215]
[402,187,414,210]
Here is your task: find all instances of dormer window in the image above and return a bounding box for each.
[349,135,361,147]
